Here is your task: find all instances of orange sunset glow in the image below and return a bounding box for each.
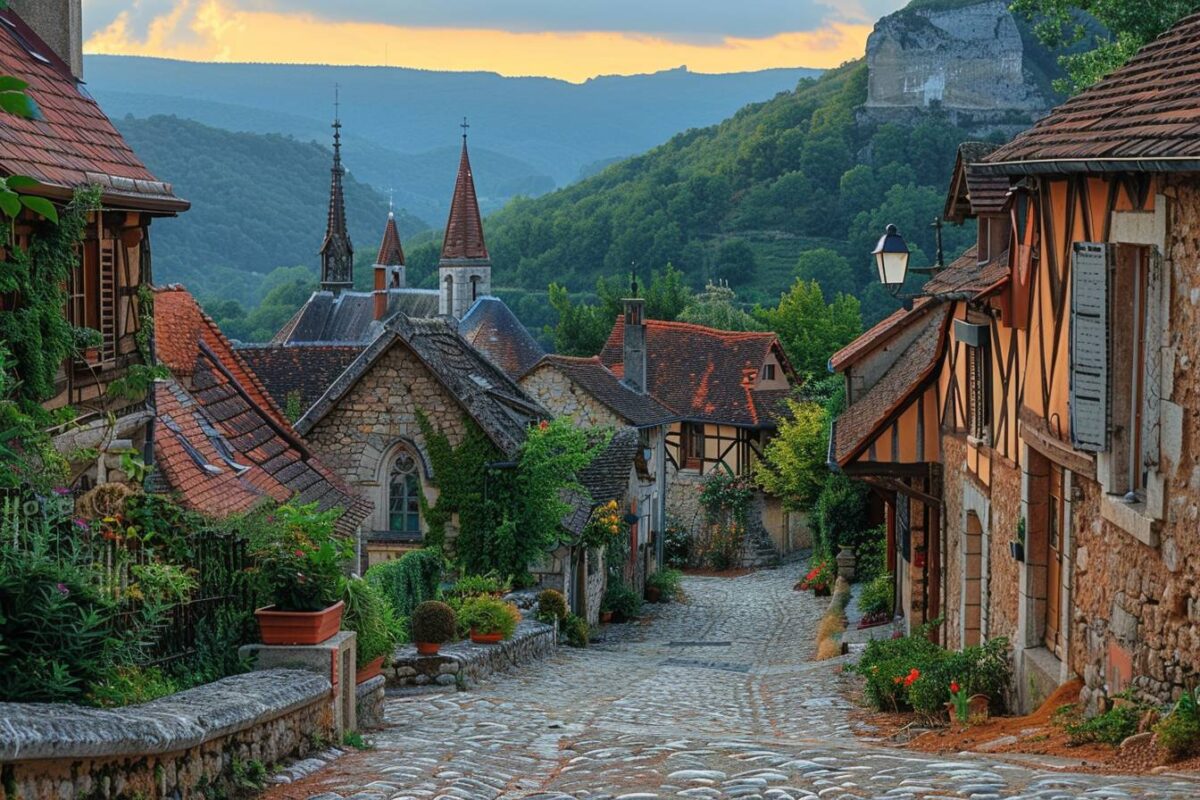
[83,0,874,81]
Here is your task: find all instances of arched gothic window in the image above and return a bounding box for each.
[388,451,421,533]
[443,274,454,315]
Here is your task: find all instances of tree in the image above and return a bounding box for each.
[795,248,858,302]
[678,283,763,332]
[756,398,830,512]
[755,279,862,380]
[1012,0,1200,92]
[712,239,757,288]
[544,283,610,356]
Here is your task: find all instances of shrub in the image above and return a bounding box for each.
[458,596,521,639]
[855,525,888,582]
[601,582,642,621]
[1155,688,1200,761]
[86,666,179,708]
[248,502,349,612]
[1060,693,1150,746]
[445,572,510,601]
[411,600,457,644]
[662,519,692,568]
[813,474,869,556]
[563,613,589,648]
[535,588,568,623]
[858,572,894,617]
[342,578,404,668]
[365,549,444,618]
[647,569,683,601]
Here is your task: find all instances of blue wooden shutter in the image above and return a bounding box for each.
[1070,242,1112,452]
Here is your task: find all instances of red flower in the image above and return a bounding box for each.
[294,549,305,557]
[903,668,921,687]
[539,420,549,430]
[950,681,960,694]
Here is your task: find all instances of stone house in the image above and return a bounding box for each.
[151,287,370,537]
[520,337,677,597]
[830,13,1200,713]
[596,303,806,562]
[0,2,188,483]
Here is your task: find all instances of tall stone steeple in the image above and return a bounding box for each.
[373,207,406,321]
[439,119,490,319]
[320,90,354,294]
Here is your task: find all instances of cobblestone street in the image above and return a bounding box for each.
[275,568,1200,800]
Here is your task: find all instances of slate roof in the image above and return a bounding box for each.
[441,138,488,261]
[295,314,546,457]
[152,287,371,534]
[830,305,950,467]
[459,296,545,379]
[271,288,439,344]
[599,319,792,428]
[559,427,641,538]
[235,343,364,414]
[980,12,1200,174]
[525,354,677,428]
[944,142,1009,222]
[921,245,1010,299]
[0,10,185,212]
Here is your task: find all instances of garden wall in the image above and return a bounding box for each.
[0,670,332,800]
[386,619,556,690]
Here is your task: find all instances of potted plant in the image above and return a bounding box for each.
[251,503,350,646]
[342,578,405,684]
[603,582,641,622]
[646,569,682,603]
[1010,518,1026,562]
[799,560,833,596]
[459,595,521,644]
[411,600,457,656]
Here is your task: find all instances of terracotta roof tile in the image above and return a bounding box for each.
[598,319,793,428]
[922,245,1010,298]
[829,298,937,372]
[152,286,370,533]
[441,138,488,260]
[0,11,184,210]
[831,305,950,466]
[981,12,1200,172]
[375,212,405,266]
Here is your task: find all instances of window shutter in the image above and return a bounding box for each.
[1070,243,1112,452]
[1141,248,1163,471]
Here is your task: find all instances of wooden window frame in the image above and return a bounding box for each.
[682,422,704,471]
[966,341,991,444]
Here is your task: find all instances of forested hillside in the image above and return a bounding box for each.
[452,59,987,328]
[118,115,427,308]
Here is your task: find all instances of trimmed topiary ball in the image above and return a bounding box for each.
[536,588,568,622]
[411,600,457,644]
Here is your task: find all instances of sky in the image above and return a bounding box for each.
[81,0,910,82]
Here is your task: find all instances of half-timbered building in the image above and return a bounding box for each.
[831,13,1200,713]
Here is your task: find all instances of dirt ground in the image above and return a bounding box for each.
[849,677,1200,777]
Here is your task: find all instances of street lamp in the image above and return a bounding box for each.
[870,219,947,308]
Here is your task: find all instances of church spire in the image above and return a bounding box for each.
[320,86,354,293]
[440,119,488,261]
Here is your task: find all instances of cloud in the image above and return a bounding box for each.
[84,0,907,42]
[83,0,877,81]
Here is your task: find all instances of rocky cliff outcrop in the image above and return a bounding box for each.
[863,0,1056,129]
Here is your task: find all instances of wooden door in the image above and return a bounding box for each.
[1045,465,1064,653]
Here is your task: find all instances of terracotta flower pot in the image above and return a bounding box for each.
[600,611,614,624]
[356,655,385,684]
[470,630,504,644]
[416,641,441,656]
[255,600,344,646]
[646,586,661,603]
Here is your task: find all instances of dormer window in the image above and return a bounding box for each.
[763,364,776,381]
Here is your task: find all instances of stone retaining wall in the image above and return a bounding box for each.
[386,620,556,690]
[355,676,386,730]
[0,670,332,800]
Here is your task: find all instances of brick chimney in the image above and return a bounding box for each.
[9,0,83,80]
[623,292,647,395]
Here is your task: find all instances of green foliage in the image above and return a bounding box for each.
[699,471,756,523]
[87,666,179,709]
[363,548,444,618]
[755,279,862,379]
[677,283,763,331]
[341,577,404,667]
[562,613,590,648]
[646,569,683,602]
[662,518,692,569]
[601,582,642,621]
[712,239,758,288]
[813,473,871,559]
[535,588,568,623]
[1154,687,1200,761]
[0,345,67,491]
[445,572,510,600]
[851,628,1011,719]
[855,526,889,583]
[342,731,371,751]
[457,595,521,639]
[757,398,829,512]
[858,572,895,617]
[1059,692,1152,745]
[244,502,349,612]
[410,600,457,644]
[416,412,504,556]
[1012,0,1200,93]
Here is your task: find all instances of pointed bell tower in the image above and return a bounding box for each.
[439,119,490,319]
[320,88,354,294]
[373,205,406,321]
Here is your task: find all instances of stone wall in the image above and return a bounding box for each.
[520,367,623,428]
[386,620,557,690]
[355,676,386,730]
[0,670,332,800]
[666,465,705,534]
[987,454,1022,643]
